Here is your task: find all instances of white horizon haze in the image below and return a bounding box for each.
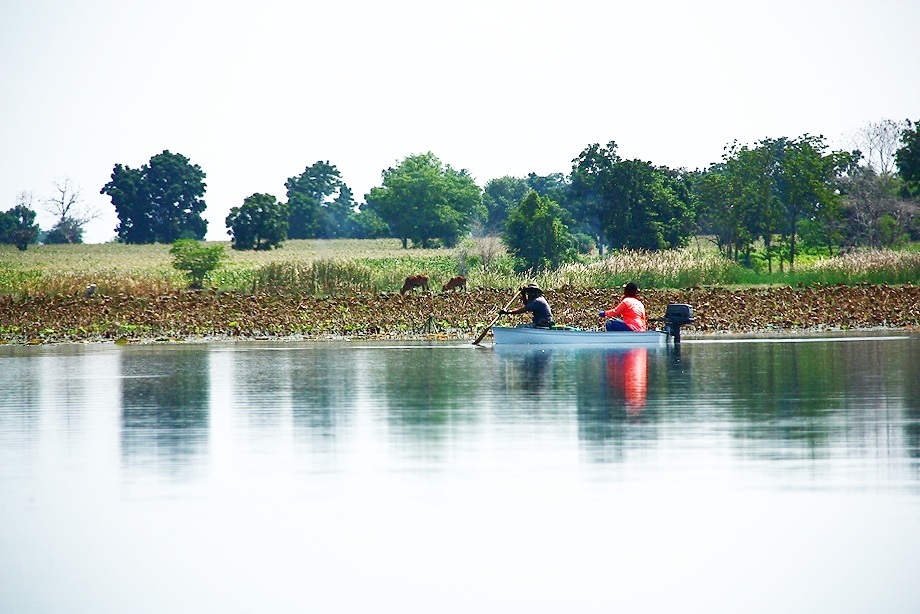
[2,0,918,244]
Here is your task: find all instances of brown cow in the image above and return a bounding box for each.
[442,275,467,292]
[400,274,429,295]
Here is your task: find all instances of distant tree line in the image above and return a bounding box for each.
[5,121,919,268]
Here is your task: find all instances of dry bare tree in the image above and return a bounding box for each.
[42,177,99,243]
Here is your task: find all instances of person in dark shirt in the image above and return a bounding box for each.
[500,283,553,328]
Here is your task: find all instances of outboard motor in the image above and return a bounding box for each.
[662,303,694,344]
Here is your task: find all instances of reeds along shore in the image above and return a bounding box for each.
[2,241,919,343]
[1,285,918,344]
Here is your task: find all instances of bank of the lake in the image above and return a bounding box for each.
[1,284,918,344]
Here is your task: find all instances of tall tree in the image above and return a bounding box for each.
[0,194,40,251]
[774,135,844,269]
[100,150,208,243]
[896,119,920,199]
[503,190,574,271]
[321,184,356,238]
[851,118,908,179]
[481,176,530,234]
[570,142,693,252]
[42,178,98,244]
[285,161,353,239]
[365,152,484,248]
[226,193,288,250]
[569,141,621,254]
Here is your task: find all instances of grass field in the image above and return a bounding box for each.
[2,238,918,298]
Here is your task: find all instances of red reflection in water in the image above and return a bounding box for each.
[606,348,648,413]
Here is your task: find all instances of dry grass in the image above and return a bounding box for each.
[3,240,918,298]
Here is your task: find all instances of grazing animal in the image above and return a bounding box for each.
[442,275,467,292]
[400,274,429,295]
[83,283,97,298]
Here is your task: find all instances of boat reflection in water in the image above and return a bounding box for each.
[604,348,648,414]
[492,345,686,417]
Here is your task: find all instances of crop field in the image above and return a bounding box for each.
[2,238,919,299]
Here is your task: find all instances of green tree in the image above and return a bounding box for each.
[44,217,84,244]
[482,176,530,234]
[345,204,390,239]
[570,142,693,253]
[0,196,40,251]
[169,239,226,289]
[286,161,353,239]
[226,193,288,250]
[569,142,621,254]
[365,152,484,248]
[896,119,920,199]
[101,150,208,243]
[693,166,743,258]
[774,135,846,269]
[721,140,785,269]
[503,191,575,271]
[320,185,356,238]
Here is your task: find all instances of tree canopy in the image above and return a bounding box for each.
[285,161,358,239]
[101,150,208,244]
[570,142,694,253]
[226,193,288,250]
[0,203,40,251]
[365,152,484,248]
[896,119,920,199]
[693,135,855,268]
[504,190,575,271]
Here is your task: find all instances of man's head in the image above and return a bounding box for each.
[624,282,639,297]
[521,283,543,300]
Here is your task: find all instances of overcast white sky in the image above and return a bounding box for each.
[1,0,918,243]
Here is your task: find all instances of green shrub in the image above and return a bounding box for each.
[169,240,227,289]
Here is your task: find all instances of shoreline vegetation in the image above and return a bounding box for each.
[2,240,918,345]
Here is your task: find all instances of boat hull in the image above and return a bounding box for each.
[491,326,668,347]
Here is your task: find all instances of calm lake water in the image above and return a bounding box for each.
[2,335,919,614]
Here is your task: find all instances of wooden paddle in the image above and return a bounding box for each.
[472,291,521,346]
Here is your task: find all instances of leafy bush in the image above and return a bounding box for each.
[169,240,226,289]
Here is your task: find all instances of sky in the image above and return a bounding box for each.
[1,0,918,244]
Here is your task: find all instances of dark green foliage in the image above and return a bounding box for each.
[503,191,575,271]
[570,142,694,253]
[345,205,390,239]
[44,217,84,244]
[169,239,226,289]
[482,176,530,234]
[226,193,288,250]
[286,161,354,239]
[694,135,854,269]
[0,205,40,251]
[365,152,484,248]
[101,150,208,243]
[896,119,920,198]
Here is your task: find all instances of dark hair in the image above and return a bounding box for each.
[624,282,638,297]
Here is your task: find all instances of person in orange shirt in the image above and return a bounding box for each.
[599,282,647,332]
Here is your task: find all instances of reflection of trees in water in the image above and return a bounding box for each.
[903,339,920,460]
[231,349,292,431]
[694,339,919,462]
[229,348,357,459]
[371,348,484,446]
[288,350,356,443]
[498,349,554,395]
[0,352,42,447]
[120,347,210,470]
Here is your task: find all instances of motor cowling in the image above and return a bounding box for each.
[664,303,694,326]
[662,303,694,343]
